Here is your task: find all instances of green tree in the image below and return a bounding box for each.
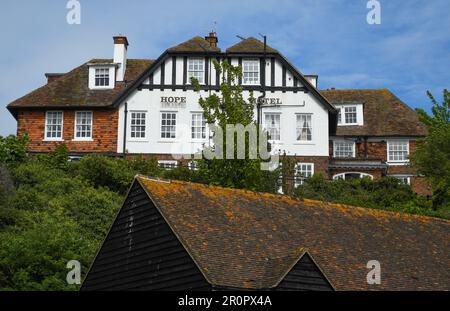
[0,135,28,166]
[412,89,450,210]
[193,60,279,192]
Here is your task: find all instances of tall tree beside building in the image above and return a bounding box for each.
[413,89,450,209]
[192,60,279,192]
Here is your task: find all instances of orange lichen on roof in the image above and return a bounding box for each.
[135,176,450,290]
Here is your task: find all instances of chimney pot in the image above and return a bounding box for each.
[205,32,218,48]
[113,36,129,48]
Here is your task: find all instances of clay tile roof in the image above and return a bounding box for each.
[320,89,428,137]
[7,58,154,111]
[137,176,450,290]
[226,37,278,54]
[167,36,220,53]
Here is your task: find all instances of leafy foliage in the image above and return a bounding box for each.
[192,60,279,192]
[293,174,446,218]
[1,86,448,291]
[0,135,28,166]
[412,89,450,210]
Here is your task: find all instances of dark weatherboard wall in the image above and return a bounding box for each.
[81,181,211,290]
[275,254,333,291]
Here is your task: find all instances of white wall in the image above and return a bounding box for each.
[116,55,330,157]
[117,89,329,157]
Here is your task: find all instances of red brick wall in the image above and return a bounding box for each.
[17,109,118,154]
[411,176,432,197]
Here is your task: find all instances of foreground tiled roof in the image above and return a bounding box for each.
[137,176,450,290]
[321,89,428,137]
[226,37,278,54]
[167,36,221,53]
[7,59,153,111]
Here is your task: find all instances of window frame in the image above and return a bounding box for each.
[264,113,281,141]
[191,113,207,140]
[94,67,111,87]
[160,111,177,139]
[242,59,260,85]
[387,140,410,163]
[187,58,205,85]
[332,172,374,181]
[337,105,359,126]
[158,160,178,170]
[74,111,93,141]
[44,111,64,141]
[393,175,411,185]
[129,111,148,141]
[296,113,313,142]
[294,162,314,187]
[333,140,356,158]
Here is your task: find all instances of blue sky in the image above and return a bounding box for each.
[1,0,449,136]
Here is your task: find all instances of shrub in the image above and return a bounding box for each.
[0,135,28,166]
[70,155,161,194]
[0,211,95,291]
[294,174,438,218]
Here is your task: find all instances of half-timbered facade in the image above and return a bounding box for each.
[7,33,429,194]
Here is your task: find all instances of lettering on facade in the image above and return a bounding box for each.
[161,96,187,108]
[257,98,282,105]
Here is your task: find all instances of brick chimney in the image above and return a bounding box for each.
[205,32,218,48]
[113,35,129,82]
[45,73,64,84]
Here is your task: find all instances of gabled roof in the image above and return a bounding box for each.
[321,89,428,137]
[7,59,154,115]
[136,176,450,290]
[167,36,220,53]
[226,37,278,54]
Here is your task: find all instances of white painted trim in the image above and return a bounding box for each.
[128,110,148,142]
[73,111,93,141]
[294,162,315,187]
[242,58,260,86]
[333,139,356,158]
[44,110,64,141]
[387,139,410,164]
[332,172,374,180]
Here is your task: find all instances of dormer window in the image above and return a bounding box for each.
[243,59,260,85]
[95,68,110,87]
[336,104,363,126]
[344,106,357,124]
[88,64,116,89]
[188,58,204,84]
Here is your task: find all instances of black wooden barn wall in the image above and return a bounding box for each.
[275,254,333,291]
[81,181,211,291]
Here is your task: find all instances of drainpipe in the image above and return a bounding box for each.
[123,102,128,156]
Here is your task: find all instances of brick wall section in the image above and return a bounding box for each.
[411,177,433,197]
[17,109,118,154]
